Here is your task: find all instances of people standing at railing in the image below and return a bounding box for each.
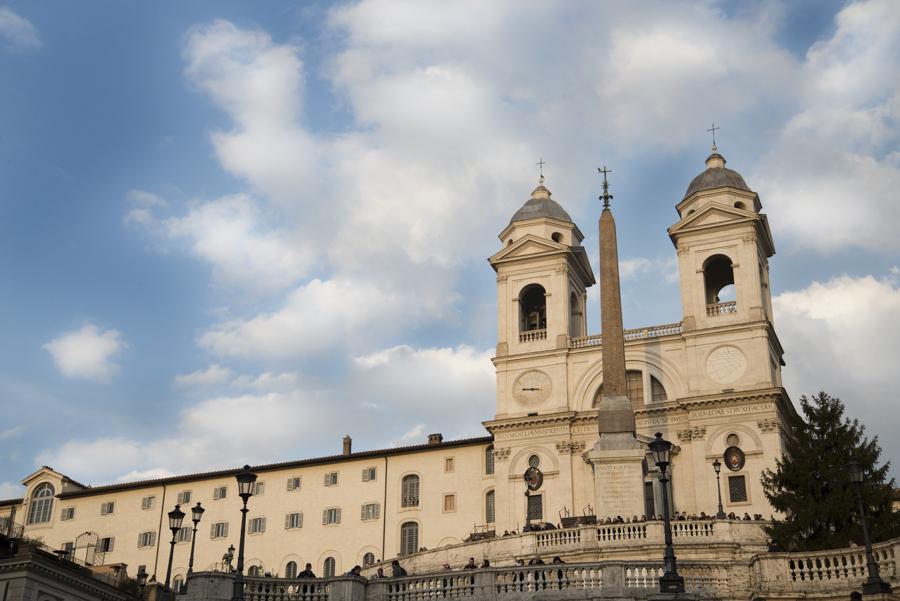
[346,565,362,577]
[373,568,386,579]
[390,560,407,577]
[296,563,315,578]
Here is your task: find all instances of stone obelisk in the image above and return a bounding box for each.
[585,167,646,519]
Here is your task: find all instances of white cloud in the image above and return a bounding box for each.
[124,189,168,227]
[391,423,426,447]
[43,324,126,382]
[174,364,232,388]
[0,481,22,500]
[198,278,420,358]
[0,426,22,440]
[230,371,300,391]
[0,8,41,52]
[774,271,900,465]
[758,0,900,252]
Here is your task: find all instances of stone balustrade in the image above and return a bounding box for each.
[706,301,737,316]
[751,537,900,597]
[518,329,546,343]
[569,322,683,349]
[183,534,900,601]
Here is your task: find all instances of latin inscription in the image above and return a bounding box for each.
[495,425,569,441]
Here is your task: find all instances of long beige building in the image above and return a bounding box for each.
[0,148,794,584]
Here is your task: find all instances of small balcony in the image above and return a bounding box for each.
[706,301,737,317]
[520,329,547,343]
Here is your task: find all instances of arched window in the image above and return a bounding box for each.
[485,490,496,524]
[400,522,419,556]
[247,566,260,577]
[625,370,644,408]
[519,285,546,332]
[401,475,420,508]
[362,552,375,567]
[173,576,185,592]
[569,292,584,337]
[323,557,336,578]
[485,445,494,475]
[651,376,668,402]
[27,483,55,525]
[285,561,298,579]
[704,254,735,305]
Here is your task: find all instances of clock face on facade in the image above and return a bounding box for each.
[512,370,552,405]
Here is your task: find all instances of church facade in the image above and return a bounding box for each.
[0,150,793,583]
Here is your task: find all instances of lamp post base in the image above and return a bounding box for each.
[862,578,893,596]
[659,572,686,594]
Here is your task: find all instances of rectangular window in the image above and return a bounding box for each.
[213,486,227,500]
[248,517,266,534]
[176,527,192,543]
[322,508,341,525]
[361,503,380,521]
[99,537,115,553]
[100,502,115,515]
[287,476,302,491]
[527,494,543,521]
[324,472,338,486]
[177,491,192,505]
[137,531,156,548]
[444,457,455,473]
[61,507,75,521]
[210,522,229,539]
[251,481,265,496]
[141,496,155,510]
[362,467,377,482]
[728,475,748,503]
[644,481,656,517]
[285,512,303,529]
[443,494,456,512]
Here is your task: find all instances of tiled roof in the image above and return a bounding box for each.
[53,435,494,499]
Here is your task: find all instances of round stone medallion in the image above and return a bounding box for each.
[705,346,747,384]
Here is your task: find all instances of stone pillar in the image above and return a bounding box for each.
[181,572,233,601]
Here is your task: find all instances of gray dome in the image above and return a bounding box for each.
[683,153,751,199]
[509,184,573,224]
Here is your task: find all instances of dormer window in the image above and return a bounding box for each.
[519,284,546,332]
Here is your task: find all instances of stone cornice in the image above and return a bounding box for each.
[0,551,131,601]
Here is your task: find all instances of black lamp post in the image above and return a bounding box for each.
[848,459,892,595]
[187,502,205,576]
[649,432,685,594]
[165,505,186,593]
[136,565,148,599]
[232,465,257,601]
[712,459,726,519]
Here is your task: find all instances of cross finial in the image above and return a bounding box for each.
[536,157,546,184]
[707,123,720,152]
[598,165,613,208]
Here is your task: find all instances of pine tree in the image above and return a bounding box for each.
[761,392,900,551]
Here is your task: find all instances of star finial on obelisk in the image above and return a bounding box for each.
[598,165,613,208]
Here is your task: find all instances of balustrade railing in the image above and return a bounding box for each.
[244,576,330,601]
[706,301,737,316]
[569,322,683,349]
[672,521,715,538]
[519,329,546,343]
[597,523,647,541]
[535,528,581,548]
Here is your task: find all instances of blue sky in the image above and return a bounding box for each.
[2,1,899,496]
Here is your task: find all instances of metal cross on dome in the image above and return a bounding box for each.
[598,165,613,208]
[536,157,546,183]
[707,123,720,151]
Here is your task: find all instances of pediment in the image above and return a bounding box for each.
[489,234,566,264]
[21,466,66,487]
[669,203,753,235]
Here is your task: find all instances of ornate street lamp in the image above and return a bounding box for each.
[712,459,726,519]
[649,432,685,594]
[165,504,186,593]
[848,459,892,595]
[232,465,258,601]
[136,565,148,599]
[187,502,205,576]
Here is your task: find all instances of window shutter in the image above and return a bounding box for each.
[322,510,328,525]
[336,508,341,523]
[374,504,380,520]
[108,538,115,552]
[285,514,291,528]
[361,505,366,520]
[210,523,216,538]
[223,523,229,537]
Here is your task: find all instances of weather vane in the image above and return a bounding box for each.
[536,157,546,184]
[707,123,720,152]
[598,165,613,208]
